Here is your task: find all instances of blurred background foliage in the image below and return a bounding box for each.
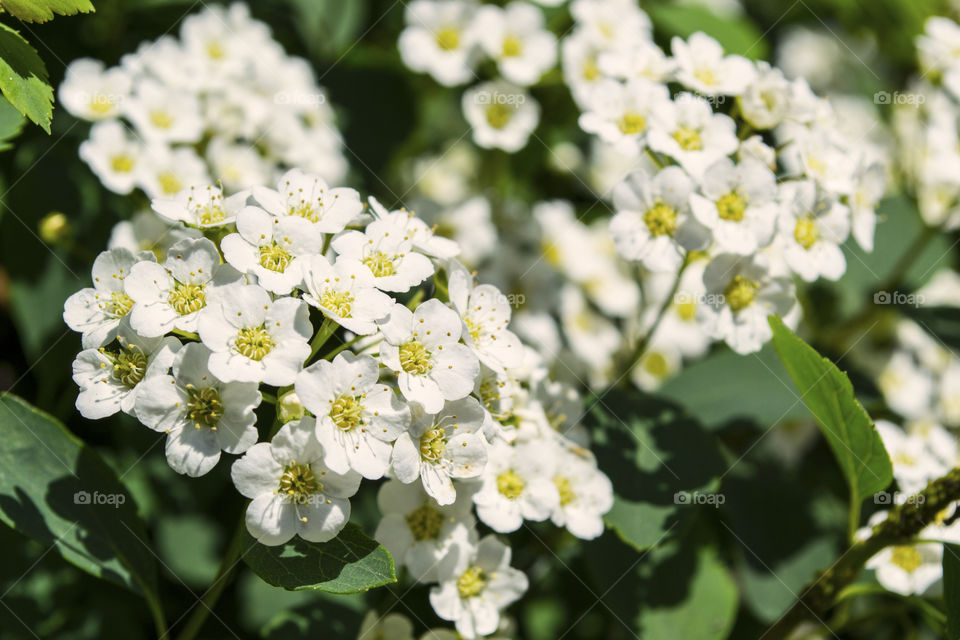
[0,0,958,638]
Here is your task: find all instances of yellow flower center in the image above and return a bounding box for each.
[104,290,135,318]
[485,103,512,129]
[419,427,446,462]
[675,300,697,320]
[464,316,482,343]
[111,154,135,173]
[399,340,431,375]
[618,112,647,135]
[672,125,703,151]
[716,192,746,222]
[436,27,460,51]
[497,470,525,499]
[329,394,364,431]
[457,566,487,599]
[186,386,224,427]
[89,98,112,115]
[890,546,923,573]
[198,204,225,225]
[724,275,758,312]
[582,57,600,81]
[149,110,174,129]
[643,201,678,236]
[278,462,321,504]
[289,202,320,222]
[502,35,523,57]
[107,343,148,388]
[320,290,354,318]
[168,282,206,316]
[363,251,397,278]
[235,326,275,361]
[794,217,819,249]
[406,504,445,541]
[694,67,717,86]
[258,243,292,272]
[643,352,669,378]
[554,476,576,506]
[206,40,225,59]
[158,172,183,196]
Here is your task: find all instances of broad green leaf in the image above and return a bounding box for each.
[0,23,52,131]
[945,543,960,640]
[639,545,738,639]
[243,523,395,593]
[768,316,893,503]
[646,3,768,60]
[658,343,809,430]
[156,514,220,588]
[0,393,160,601]
[9,256,77,358]
[0,0,94,23]
[586,388,724,551]
[0,97,25,150]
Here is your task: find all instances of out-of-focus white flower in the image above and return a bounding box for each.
[474,2,557,86]
[59,58,132,121]
[776,180,850,282]
[462,82,540,152]
[671,32,756,96]
[78,121,144,195]
[579,78,671,155]
[398,0,480,87]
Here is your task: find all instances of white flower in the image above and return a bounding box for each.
[738,62,790,129]
[698,253,797,355]
[690,158,780,254]
[849,161,885,252]
[875,420,946,494]
[597,40,675,83]
[295,352,410,479]
[126,237,244,337]
[647,93,738,179]
[777,180,850,281]
[64,248,149,348]
[231,417,361,545]
[78,121,143,195]
[137,146,210,199]
[462,82,540,152]
[398,0,480,87]
[301,255,394,335]
[123,79,204,143]
[435,197,497,266]
[866,543,943,596]
[448,260,524,372]
[429,535,528,639]
[671,32,756,96]
[474,2,557,86]
[392,398,488,505]
[59,58,131,121]
[578,78,671,155]
[332,217,435,293]
[72,325,180,419]
[610,166,709,271]
[205,137,272,193]
[570,0,652,50]
[152,184,248,228]
[379,301,480,413]
[135,343,260,477]
[221,206,323,294]
[878,351,934,421]
[198,283,311,385]
[252,169,364,234]
[108,210,201,261]
[369,197,461,260]
[547,445,613,539]
[472,441,558,533]
[561,31,604,108]
[374,479,477,582]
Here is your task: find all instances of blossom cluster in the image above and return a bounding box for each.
[59,3,347,200]
[894,16,960,230]
[62,169,613,639]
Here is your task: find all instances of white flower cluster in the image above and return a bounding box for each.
[62,170,612,639]
[894,17,960,230]
[398,0,559,152]
[59,3,347,199]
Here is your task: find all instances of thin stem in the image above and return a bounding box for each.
[308,317,338,362]
[260,391,277,405]
[617,260,687,383]
[326,335,383,361]
[174,516,247,640]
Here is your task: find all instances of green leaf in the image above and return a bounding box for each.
[242,523,396,593]
[9,256,77,358]
[0,23,52,131]
[586,389,724,551]
[156,514,221,588]
[768,316,893,504]
[658,343,810,430]
[0,97,25,150]
[944,543,960,640]
[0,0,94,23]
[285,0,367,58]
[646,3,768,60]
[0,393,161,601]
[260,598,363,640]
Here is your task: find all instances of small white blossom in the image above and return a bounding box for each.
[671,32,756,96]
[398,0,480,87]
[462,82,540,153]
[474,2,557,86]
[777,180,850,282]
[78,121,144,195]
[301,255,394,335]
[252,169,364,234]
[472,441,558,533]
[152,184,248,228]
[332,217,436,293]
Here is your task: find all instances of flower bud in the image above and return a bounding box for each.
[278,391,305,423]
